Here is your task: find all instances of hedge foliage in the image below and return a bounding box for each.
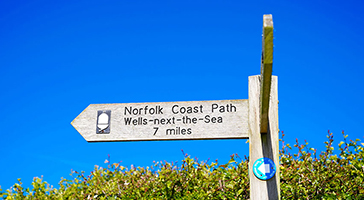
[1,131,363,199]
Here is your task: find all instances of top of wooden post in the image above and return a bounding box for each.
[260,14,274,134]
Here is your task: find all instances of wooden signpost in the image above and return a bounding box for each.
[71,100,249,142]
[71,14,279,200]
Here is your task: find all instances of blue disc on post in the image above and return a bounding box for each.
[252,157,276,180]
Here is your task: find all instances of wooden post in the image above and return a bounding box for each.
[260,14,274,134]
[249,14,279,200]
[249,75,279,199]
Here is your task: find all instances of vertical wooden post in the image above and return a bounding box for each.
[249,75,279,199]
[249,14,279,199]
[260,14,274,134]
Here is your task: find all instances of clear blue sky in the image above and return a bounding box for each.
[1,0,363,190]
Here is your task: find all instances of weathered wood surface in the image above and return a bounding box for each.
[260,14,274,134]
[249,75,279,200]
[71,100,249,142]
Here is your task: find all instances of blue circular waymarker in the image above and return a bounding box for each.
[253,157,276,180]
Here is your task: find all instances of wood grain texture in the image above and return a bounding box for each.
[71,99,249,142]
[260,14,274,134]
[249,75,279,200]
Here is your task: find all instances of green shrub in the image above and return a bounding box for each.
[280,131,364,199]
[1,131,363,199]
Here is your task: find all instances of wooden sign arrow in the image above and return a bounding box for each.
[71,100,249,142]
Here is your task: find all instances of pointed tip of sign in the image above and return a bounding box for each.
[70,119,76,126]
[70,104,94,141]
[70,113,81,128]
